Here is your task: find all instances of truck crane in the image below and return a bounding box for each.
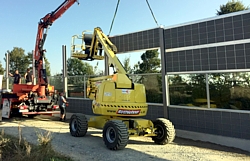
[1,0,78,118]
[69,27,176,150]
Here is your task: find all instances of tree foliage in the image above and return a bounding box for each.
[44,57,51,76]
[66,58,94,97]
[67,58,94,76]
[131,50,162,103]
[217,0,249,15]
[0,61,4,75]
[4,47,30,75]
[134,49,161,74]
[123,56,133,74]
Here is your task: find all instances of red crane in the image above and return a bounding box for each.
[34,0,79,97]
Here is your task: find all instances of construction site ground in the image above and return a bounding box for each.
[0,114,249,161]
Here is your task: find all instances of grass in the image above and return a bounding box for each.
[0,127,74,161]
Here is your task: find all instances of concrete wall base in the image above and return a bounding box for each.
[176,129,250,152]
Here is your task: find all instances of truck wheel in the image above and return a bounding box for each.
[152,118,175,145]
[69,113,88,137]
[103,120,129,150]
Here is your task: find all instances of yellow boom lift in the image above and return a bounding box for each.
[69,27,175,150]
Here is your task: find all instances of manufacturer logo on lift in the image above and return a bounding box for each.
[117,109,141,115]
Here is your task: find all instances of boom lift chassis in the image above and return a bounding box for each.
[69,27,175,150]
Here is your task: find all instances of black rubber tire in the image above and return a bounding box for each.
[152,118,175,145]
[103,120,129,150]
[69,113,88,137]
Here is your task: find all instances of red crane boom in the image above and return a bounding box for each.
[34,0,78,96]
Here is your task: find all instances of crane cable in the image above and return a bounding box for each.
[145,0,159,26]
[108,0,159,35]
[108,0,120,36]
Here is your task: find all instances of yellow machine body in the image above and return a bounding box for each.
[91,77,148,116]
[71,27,148,117]
[69,27,175,150]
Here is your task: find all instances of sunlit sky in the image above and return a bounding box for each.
[1,0,250,75]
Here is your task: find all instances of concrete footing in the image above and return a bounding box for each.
[176,129,250,152]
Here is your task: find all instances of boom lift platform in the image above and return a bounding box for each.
[69,27,175,150]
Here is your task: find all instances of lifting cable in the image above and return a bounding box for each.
[108,0,159,35]
[145,0,159,26]
[108,0,120,36]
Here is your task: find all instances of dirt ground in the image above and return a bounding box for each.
[0,115,250,161]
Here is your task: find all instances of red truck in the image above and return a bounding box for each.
[1,0,78,118]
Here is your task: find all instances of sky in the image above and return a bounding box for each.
[1,0,250,75]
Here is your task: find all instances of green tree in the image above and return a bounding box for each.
[188,74,207,100]
[4,47,29,75]
[44,58,51,76]
[217,0,249,15]
[48,73,63,92]
[123,56,133,74]
[67,58,94,97]
[0,61,4,75]
[67,58,94,76]
[134,49,161,74]
[132,50,162,103]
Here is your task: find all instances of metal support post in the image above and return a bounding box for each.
[84,75,86,98]
[159,27,168,118]
[5,53,9,90]
[0,75,3,122]
[206,74,211,108]
[62,45,68,97]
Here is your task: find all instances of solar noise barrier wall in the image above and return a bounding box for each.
[109,28,160,53]
[164,12,250,73]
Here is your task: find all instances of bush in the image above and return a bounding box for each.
[146,89,163,103]
[0,127,73,161]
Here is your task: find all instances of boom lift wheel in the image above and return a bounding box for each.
[103,120,129,150]
[69,113,88,137]
[152,118,175,145]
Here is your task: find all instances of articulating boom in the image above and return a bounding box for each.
[34,0,78,96]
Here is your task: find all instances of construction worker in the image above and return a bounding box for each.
[9,70,21,84]
[59,92,68,121]
[24,68,33,85]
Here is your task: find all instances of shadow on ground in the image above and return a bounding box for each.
[173,137,250,156]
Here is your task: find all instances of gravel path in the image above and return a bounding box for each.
[0,115,249,161]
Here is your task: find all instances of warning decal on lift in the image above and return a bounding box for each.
[122,89,131,94]
[116,109,140,115]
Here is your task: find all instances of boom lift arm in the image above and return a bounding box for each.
[71,27,127,74]
[34,0,79,96]
[71,27,133,99]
